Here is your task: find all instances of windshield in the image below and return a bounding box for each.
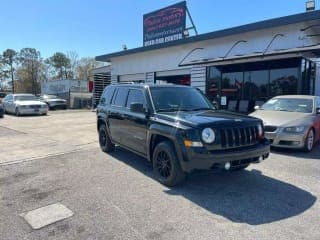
[260,98,313,113]
[150,87,214,112]
[14,95,38,101]
[43,95,58,99]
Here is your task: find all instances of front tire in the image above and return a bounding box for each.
[304,128,315,152]
[15,108,20,117]
[152,141,186,187]
[99,124,115,153]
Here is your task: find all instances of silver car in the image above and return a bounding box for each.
[250,95,320,152]
[2,94,48,116]
[39,94,67,110]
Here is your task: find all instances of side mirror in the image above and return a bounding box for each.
[316,108,320,114]
[254,105,260,110]
[130,103,145,114]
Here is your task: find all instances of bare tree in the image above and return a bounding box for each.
[67,51,79,79]
[17,48,42,94]
[76,57,103,81]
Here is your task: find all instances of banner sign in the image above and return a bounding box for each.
[143,1,186,47]
[41,80,88,94]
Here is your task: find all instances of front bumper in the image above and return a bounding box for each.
[179,140,270,172]
[18,108,48,115]
[265,130,306,149]
[48,102,67,108]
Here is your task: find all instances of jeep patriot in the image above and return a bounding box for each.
[97,84,270,186]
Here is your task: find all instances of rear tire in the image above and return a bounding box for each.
[152,141,186,187]
[99,124,115,153]
[303,128,315,152]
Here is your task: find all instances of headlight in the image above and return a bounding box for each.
[284,126,305,133]
[201,128,215,144]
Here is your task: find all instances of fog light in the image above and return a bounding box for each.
[224,162,231,170]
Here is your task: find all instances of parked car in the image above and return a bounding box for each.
[97,84,270,186]
[250,95,320,152]
[0,102,4,118]
[39,94,67,110]
[2,94,48,116]
[0,92,7,102]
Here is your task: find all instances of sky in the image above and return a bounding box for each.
[0,0,317,59]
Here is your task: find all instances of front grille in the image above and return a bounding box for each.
[30,105,41,109]
[219,126,258,148]
[264,125,277,132]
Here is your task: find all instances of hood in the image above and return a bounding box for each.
[15,100,46,106]
[155,110,259,128]
[45,98,66,102]
[250,110,313,127]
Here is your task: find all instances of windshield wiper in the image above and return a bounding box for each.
[276,109,294,112]
[191,107,213,111]
[157,108,190,112]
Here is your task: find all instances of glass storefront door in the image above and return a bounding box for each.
[244,70,269,101]
[221,72,243,100]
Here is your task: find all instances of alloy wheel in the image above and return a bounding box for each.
[307,129,314,151]
[156,150,172,178]
[99,127,107,148]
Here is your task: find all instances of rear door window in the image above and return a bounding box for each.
[126,89,146,108]
[112,87,129,107]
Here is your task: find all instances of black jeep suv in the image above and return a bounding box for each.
[96,84,270,186]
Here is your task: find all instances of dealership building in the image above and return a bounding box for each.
[95,4,320,111]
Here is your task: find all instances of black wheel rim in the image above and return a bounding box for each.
[99,128,107,147]
[156,151,172,178]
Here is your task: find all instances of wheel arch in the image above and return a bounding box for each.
[149,134,171,161]
[97,117,106,131]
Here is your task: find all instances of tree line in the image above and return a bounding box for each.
[0,48,103,94]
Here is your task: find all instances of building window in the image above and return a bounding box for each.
[269,68,298,97]
[206,67,221,101]
[244,70,269,101]
[221,72,243,100]
[205,58,314,111]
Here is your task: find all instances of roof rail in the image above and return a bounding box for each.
[112,81,144,85]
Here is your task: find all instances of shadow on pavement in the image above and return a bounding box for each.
[109,147,316,226]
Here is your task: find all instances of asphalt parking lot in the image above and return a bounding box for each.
[0,110,319,240]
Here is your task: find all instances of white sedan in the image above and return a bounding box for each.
[2,94,48,116]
